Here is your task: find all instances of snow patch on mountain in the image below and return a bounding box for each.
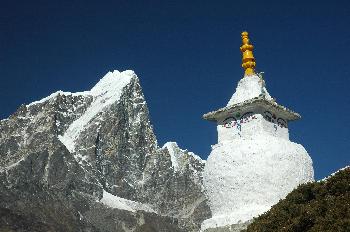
[162,142,204,172]
[227,74,272,106]
[163,142,182,171]
[27,89,91,107]
[28,91,73,106]
[58,70,134,152]
[100,190,155,213]
[188,151,205,163]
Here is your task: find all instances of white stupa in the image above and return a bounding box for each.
[201,32,314,230]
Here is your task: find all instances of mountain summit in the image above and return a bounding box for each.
[0,70,211,231]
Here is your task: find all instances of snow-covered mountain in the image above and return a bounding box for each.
[0,70,211,231]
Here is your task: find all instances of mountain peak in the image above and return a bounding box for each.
[0,69,210,232]
[27,70,137,107]
[54,70,135,152]
[90,70,136,96]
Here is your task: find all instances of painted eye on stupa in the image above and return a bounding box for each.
[223,116,237,128]
[240,112,254,120]
[277,118,287,128]
[264,111,273,122]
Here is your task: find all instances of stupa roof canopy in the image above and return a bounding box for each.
[203,96,301,121]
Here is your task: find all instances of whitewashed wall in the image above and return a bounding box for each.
[217,113,289,143]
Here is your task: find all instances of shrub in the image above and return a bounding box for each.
[244,167,350,232]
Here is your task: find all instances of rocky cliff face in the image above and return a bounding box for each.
[0,70,211,231]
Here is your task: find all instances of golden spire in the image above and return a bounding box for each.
[240,31,256,76]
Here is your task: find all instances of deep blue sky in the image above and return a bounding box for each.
[1,0,349,179]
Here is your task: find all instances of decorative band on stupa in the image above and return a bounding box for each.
[240,31,256,76]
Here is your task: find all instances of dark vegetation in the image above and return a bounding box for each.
[244,167,350,232]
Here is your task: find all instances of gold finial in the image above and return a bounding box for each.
[240,31,256,76]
